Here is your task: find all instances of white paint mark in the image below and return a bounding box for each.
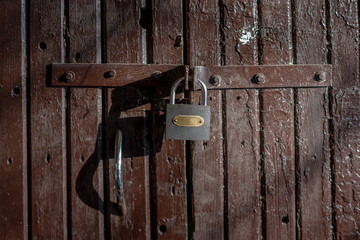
[239,30,252,45]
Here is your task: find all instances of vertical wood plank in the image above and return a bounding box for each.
[222,0,258,65]
[188,0,220,66]
[29,0,66,239]
[261,89,295,239]
[296,88,331,240]
[67,0,103,239]
[152,0,187,239]
[293,1,332,239]
[192,90,224,240]
[105,1,150,239]
[187,1,224,239]
[259,0,294,239]
[331,1,360,239]
[0,0,27,239]
[225,90,261,239]
[221,1,261,239]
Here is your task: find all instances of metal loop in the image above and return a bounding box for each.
[115,130,126,216]
[169,77,207,105]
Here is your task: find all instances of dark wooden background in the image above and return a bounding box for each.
[1,0,359,239]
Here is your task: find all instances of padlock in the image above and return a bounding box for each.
[166,77,210,140]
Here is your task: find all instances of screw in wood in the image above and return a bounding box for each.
[64,71,75,82]
[210,75,221,86]
[253,73,266,84]
[315,71,326,82]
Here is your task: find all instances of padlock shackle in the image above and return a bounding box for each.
[170,77,207,106]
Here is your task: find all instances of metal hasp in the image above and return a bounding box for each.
[115,130,126,216]
[166,77,211,140]
[51,64,332,89]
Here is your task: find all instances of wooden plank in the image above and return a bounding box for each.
[331,1,360,239]
[295,88,331,239]
[221,1,261,239]
[67,0,103,239]
[225,90,261,239]
[222,0,258,65]
[151,0,187,239]
[293,1,332,239]
[105,1,150,239]
[261,89,296,239]
[0,0,27,239]
[188,1,224,239]
[259,0,295,239]
[192,90,224,239]
[29,0,67,239]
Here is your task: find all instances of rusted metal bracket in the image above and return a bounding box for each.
[51,63,332,89]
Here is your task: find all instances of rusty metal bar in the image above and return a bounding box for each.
[51,64,332,88]
[51,63,186,87]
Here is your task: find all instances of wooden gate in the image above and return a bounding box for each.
[1,0,360,240]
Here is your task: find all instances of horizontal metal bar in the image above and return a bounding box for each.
[51,63,186,87]
[51,64,332,89]
[193,64,332,89]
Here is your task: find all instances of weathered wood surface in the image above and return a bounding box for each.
[188,1,224,239]
[192,90,224,240]
[3,0,360,239]
[105,1,150,239]
[259,0,295,239]
[29,0,67,239]
[221,1,261,239]
[295,88,331,240]
[152,0,187,239]
[294,1,332,239]
[225,90,261,239]
[67,0,104,239]
[0,0,27,239]
[331,1,360,239]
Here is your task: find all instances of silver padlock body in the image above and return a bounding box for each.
[166,104,211,140]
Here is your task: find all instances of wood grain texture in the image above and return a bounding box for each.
[188,0,220,66]
[225,90,261,239]
[192,90,224,240]
[108,88,151,240]
[222,0,258,65]
[152,0,187,239]
[0,0,27,239]
[331,1,360,239]
[296,88,331,240]
[293,0,327,64]
[261,89,296,239]
[29,0,67,239]
[188,1,224,239]
[259,0,292,64]
[67,0,103,239]
[259,0,294,239]
[221,1,261,239]
[105,1,150,239]
[293,1,332,239]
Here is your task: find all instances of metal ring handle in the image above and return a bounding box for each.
[169,77,207,106]
[115,130,126,216]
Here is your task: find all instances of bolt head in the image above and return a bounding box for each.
[210,75,221,86]
[253,73,266,84]
[64,71,75,82]
[152,71,162,79]
[108,70,116,77]
[315,71,326,82]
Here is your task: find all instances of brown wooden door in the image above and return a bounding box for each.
[2,0,360,240]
